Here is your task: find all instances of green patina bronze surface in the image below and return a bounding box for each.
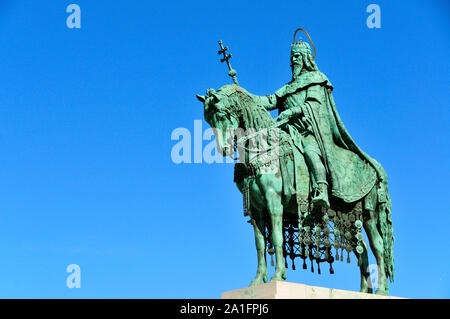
[196,31,394,296]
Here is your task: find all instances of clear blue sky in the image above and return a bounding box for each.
[0,0,448,298]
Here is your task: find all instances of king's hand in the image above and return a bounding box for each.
[276,109,293,122]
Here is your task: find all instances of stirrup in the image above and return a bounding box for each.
[313,180,328,196]
[315,180,329,187]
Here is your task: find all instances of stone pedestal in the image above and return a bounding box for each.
[222,281,404,299]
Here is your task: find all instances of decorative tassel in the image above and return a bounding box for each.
[270,254,274,267]
[317,262,321,275]
[347,251,351,263]
[292,259,296,270]
[311,260,314,273]
[335,248,339,261]
[329,263,334,274]
[303,259,307,269]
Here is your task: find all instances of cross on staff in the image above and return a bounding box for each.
[218,40,239,85]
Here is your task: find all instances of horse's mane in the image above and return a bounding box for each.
[219,85,274,130]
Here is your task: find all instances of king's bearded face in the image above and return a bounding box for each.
[291,51,303,79]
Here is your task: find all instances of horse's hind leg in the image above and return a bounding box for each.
[353,241,372,294]
[257,174,286,282]
[363,209,388,295]
[249,209,268,286]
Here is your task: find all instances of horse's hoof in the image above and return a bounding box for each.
[270,270,287,282]
[375,289,389,296]
[249,271,268,287]
[359,281,371,294]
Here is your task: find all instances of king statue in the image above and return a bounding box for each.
[197,29,394,295]
[255,29,387,211]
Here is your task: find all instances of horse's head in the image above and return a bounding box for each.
[196,85,241,157]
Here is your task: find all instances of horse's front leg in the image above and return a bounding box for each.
[258,173,286,282]
[249,208,268,286]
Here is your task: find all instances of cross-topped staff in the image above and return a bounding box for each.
[218,40,239,85]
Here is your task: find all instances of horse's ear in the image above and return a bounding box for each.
[196,94,206,103]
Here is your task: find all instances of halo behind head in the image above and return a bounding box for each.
[293,28,316,60]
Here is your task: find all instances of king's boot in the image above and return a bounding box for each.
[312,181,330,210]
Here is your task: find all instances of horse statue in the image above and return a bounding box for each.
[196,84,394,295]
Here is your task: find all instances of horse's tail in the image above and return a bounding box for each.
[377,181,395,282]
